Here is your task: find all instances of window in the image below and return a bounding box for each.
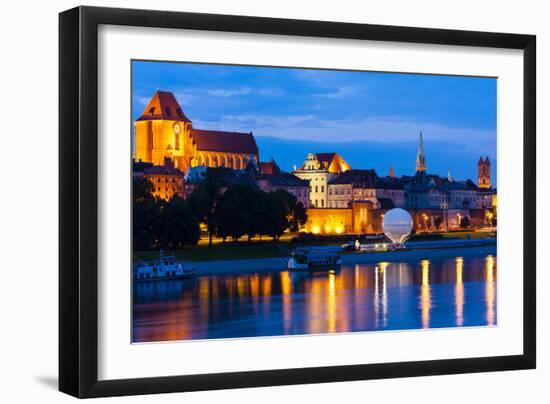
[164,106,172,117]
[148,106,156,115]
[321,186,324,193]
[315,199,318,207]
[315,186,318,193]
[321,200,325,207]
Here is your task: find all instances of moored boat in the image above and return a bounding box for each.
[133,251,194,281]
[288,247,342,271]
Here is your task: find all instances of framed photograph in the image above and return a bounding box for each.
[59,6,536,398]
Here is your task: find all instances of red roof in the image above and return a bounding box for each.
[192,129,259,154]
[136,91,191,122]
[259,160,280,175]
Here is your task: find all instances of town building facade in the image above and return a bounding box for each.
[134,91,259,173]
[254,159,311,207]
[293,152,351,208]
[141,158,185,200]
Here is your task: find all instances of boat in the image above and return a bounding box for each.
[133,251,194,281]
[288,247,342,271]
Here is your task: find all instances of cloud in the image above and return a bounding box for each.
[315,85,355,98]
[193,114,495,156]
[206,87,251,97]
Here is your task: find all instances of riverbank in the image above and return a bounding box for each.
[134,230,496,263]
[189,244,496,277]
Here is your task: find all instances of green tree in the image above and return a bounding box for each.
[270,190,308,237]
[156,196,200,248]
[132,177,158,250]
[214,185,251,242]
[187,167,228,246]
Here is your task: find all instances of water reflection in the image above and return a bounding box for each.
[455,257,464,326]
[486,255,496,325]
[133,249,498,342]
[420,260,431,329]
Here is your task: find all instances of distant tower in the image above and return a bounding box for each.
[416,132,426,173]
[389,164,395,178]
[478,156,491,188]
[448,168,453,182]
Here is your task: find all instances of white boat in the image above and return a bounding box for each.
[288,247,342,271]
[133,251,194,281]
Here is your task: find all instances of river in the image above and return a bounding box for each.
[132,246,497,342]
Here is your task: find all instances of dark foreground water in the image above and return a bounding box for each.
[133,248,497,342]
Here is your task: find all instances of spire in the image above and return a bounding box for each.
[389,164,395,178]
[416,132,426,173]
[448,168,453,182]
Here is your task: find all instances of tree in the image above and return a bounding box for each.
[270,190,308,238]
[132,177,158,250]
[187,167,228,246]
[156,196,200,248]
[214,185,251,242]
[133,175,155,204]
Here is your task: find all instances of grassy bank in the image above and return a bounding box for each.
[134,229,497,262]
[134,242,292,262]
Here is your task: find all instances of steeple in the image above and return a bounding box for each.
[389,164,395,178]
[448,168,453,182]
[416,132,426,173]
[478,155,491,188]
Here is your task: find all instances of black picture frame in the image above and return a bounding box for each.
[59,6,536,398]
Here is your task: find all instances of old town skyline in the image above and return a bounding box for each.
[132,61,497,182]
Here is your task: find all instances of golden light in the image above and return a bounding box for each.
[455,257,464,327]
[485,255,495,325]
[420,259,431,329]
[335,225,344,234]
[311,225,320,234]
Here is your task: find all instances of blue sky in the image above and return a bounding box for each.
[132,60,497,182]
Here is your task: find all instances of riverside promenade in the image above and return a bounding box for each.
[189,238,496,276]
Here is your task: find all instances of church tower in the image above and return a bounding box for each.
[478,156,491,189]
[134,91,195,172]
[389,164,395,178]
[416,132,426,173]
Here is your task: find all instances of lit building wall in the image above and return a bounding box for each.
[327,183,352,208]
[143,171,185,201]
[194,151,257,170]
[135,119,195,172]
[293,170,332,208]
[304,208,353,234]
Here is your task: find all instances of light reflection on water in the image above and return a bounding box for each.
[133,251,497,343]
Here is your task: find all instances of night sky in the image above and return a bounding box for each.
[132,60,497,182]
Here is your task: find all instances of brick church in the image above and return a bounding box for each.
[134,91,259,173]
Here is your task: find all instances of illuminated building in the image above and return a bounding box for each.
[142,158,185,200]
[293,152,351,208]
[304,201,373,234]
[327,169,377,208]
[478,156,491,188]
[303,134,497,234]
[327,170,404,209]
[134,91,259,173]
